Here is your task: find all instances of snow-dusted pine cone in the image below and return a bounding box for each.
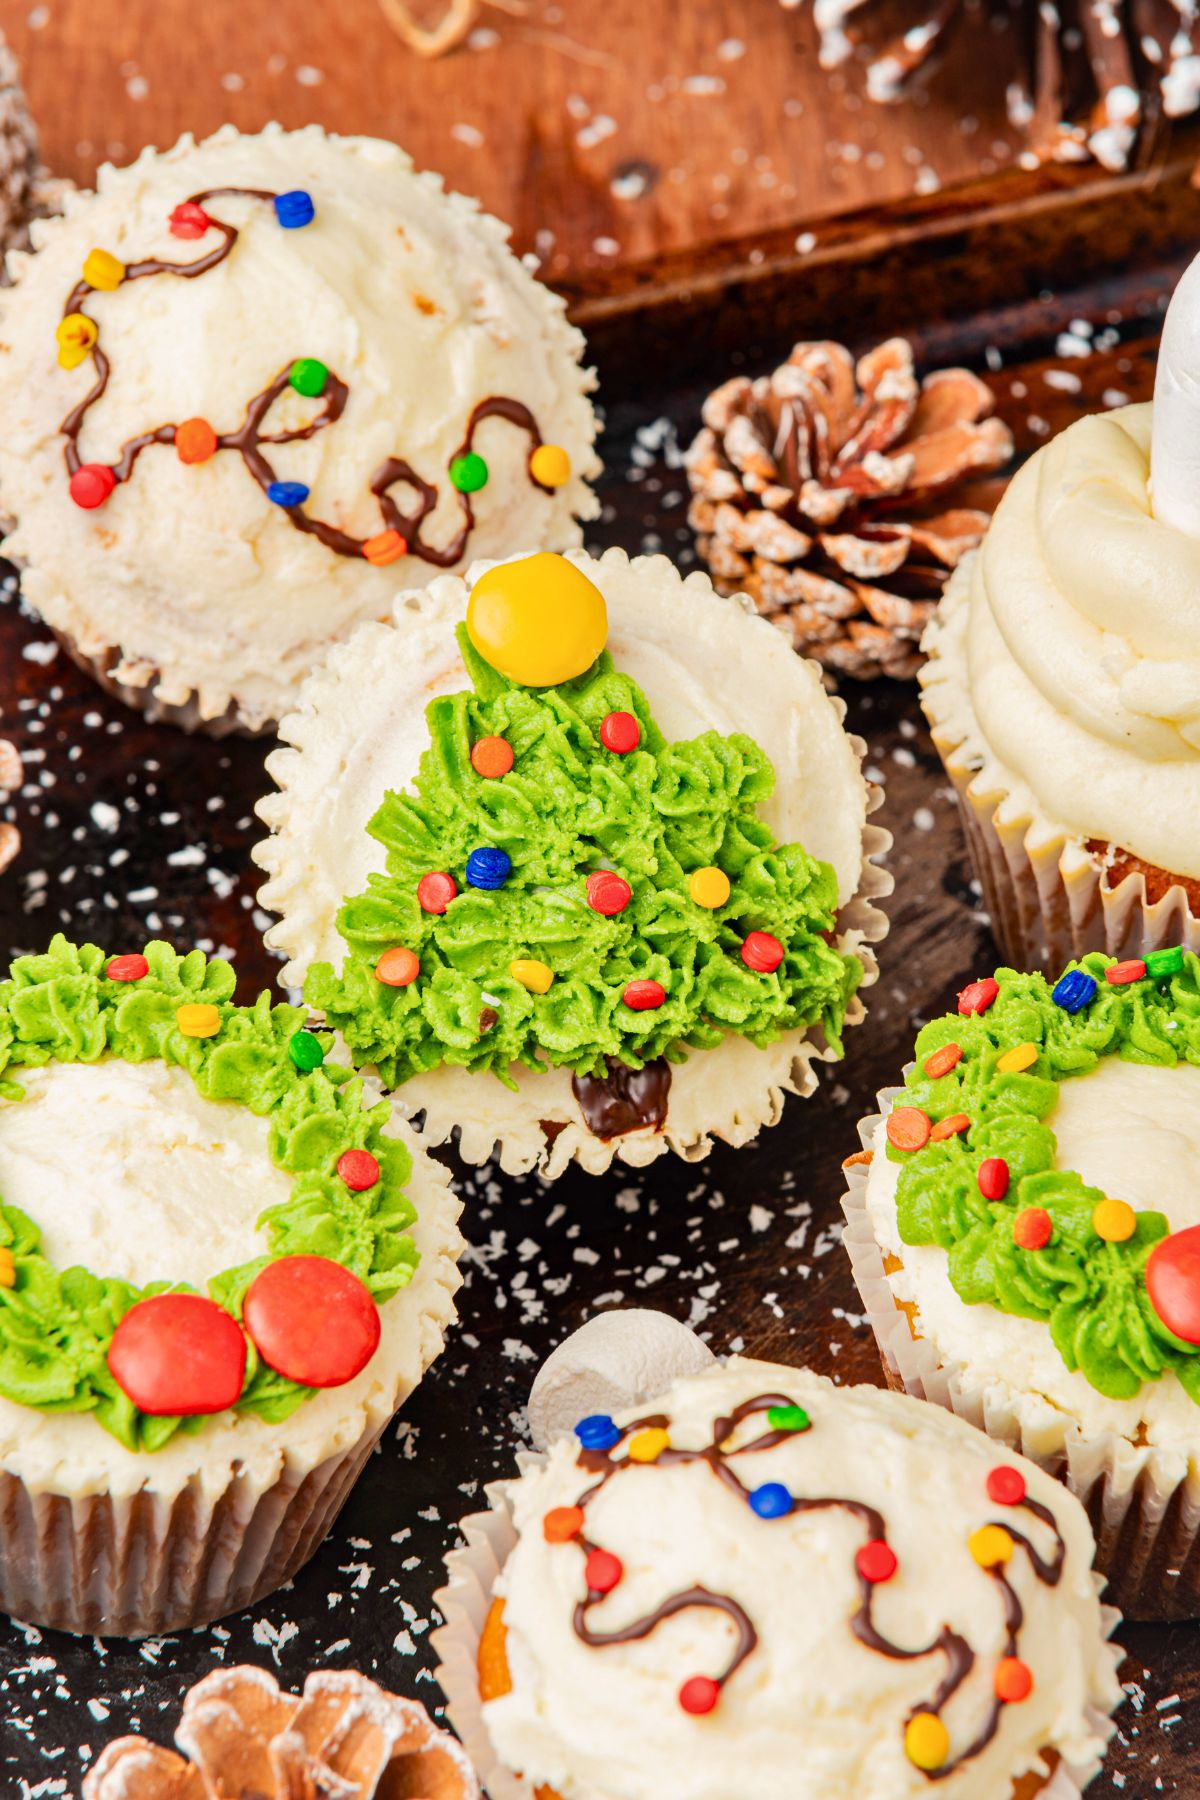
[686,337,1013,681]
[84,1666,481,1800]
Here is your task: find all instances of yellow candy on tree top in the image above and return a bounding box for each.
[467,552,608,688]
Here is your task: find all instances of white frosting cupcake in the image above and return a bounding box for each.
[254,548,891,1176]
[0,123,599,731]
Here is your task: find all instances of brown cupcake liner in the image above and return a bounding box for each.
[52,630,265,738]
[841,1093,1200,1622]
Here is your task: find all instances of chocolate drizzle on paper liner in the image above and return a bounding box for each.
[571,1059,671,1140]
[57,187,554,566]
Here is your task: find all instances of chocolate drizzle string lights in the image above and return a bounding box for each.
[55,187,572,566]
[555,1395,1065,1778]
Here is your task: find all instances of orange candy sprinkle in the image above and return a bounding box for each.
[471,736,515,779]
[886,1107,932,1152]
[922,1042,962,1079]
[994,1657,1034,1703]
[363,528,408,567]
[930,1113,971,1141]
[543,1505,586,1543]
[375,947,420,987]
[175,418,218,465]
[1013,1207,1053,1251]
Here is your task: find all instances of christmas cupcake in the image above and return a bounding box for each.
[843,949,1200,1619]
[0,123,598,733]
[920,251,1200,969]
[434,1329,1122,1800]
[254,548,890,1177]
[0,934,463,1636]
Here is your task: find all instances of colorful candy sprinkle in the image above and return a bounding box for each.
[107,1293,246,1416]
[994,1657,1034,1703]
[0,1247,15,1289]
[627,1427,671,1463]
[274,189,315,228]
[55,312,97,369]
[511,958,554,994]
[741,931,784,974]
[375,946,420,987]
[679,1676,720,1716]
[585,1548,623,1594]
[467,846,512,890]
[471,735,514,778]
[288,1029,324,1072]
[1146,945,1185,979]
[748,1482,793,1520]
[958,977,999,1016]
[417,871,457,914]
[1093,1198,1136,1243]
[106,953,148,982]
[766,1404,810,1433]
[69,463,116,509]
[930,1113,970,1141]
[977,1157,1010,1201]
[997,1042,1037,1074]
[856,1539,897,1584]
[363,528,407,567]
[175,418,218,465]
[1105,959,1146,986]
[1052,969,1096,1014]
[266,479,310,508]
[1145,1224,1200,1344]
[922,1042,962,1079]
[623,978,666,1011]
[529,442,572,487]
[576,1413,621,1451]
[905,1714,949,1773]
[887,1107,932,1152]
[969,1524,1015,1568]
[586,870,631,915]
[450,450,489,493]
[1013,1207,1053,1251]
[467,553,609,689]
[289,356,329,397]
[986,1465,1026,1507]
[243,1255,380,1387]
[169,201,212,239]
[690,866,731,909]
[599,710,640,754]
[83,247,125,290]
[543,1506,585,1543]
[337,1148,381,1191]
[176,1002,220,1039]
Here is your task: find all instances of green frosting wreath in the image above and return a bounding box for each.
[888,950,1200,1406]
[305,627,861,1089]
[0,936,419,1452]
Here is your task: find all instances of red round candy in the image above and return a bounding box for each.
[1146,1224,1200,1345]
[742,931,784,974]
[586,871,632,916]
[1013,1207,1053,1251]
[623,978,665,1011]
[107,953,149,983]
[987,1465,1027,1507]
[977,1157,1010,1201]
[337,1148,381,1191]
[856,1539,897,1584]
[679,1675,720,1716]
[107,1293,246,1416]
[600,711,641,754]
[585,1548,623,1594]
[169,200,212,239]
[243,1255,381,1388]
[958,977,999,1016]
[417,871,457,914]
[1105,959,1146,987]
[69,463,116,510]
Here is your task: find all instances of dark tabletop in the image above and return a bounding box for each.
[0,336,1196,1798]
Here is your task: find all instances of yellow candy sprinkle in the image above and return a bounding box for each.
[1093,1197,1137,1243]
[905,1713,949,1772]
[530,443,572,488]
[627,1427,671,1464]
[510,958,554,994]
[689,866,731,909]
[176,1002,221,1039]
[0,1246,15,1289]
[969,1525,1015,1568]
[997,1042,1037,1074]
[467,553,608,688]
[83,248,126,291]
[55,312,97,370]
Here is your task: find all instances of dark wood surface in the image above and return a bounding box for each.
[0,291,1197,1792]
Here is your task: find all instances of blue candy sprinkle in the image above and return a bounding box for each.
[274,189,315,229]
[749,1482,793,1520]
[467,846,512,890]
[575,1413,621,1452]
[266,480,310,508]
[1051,969,1097,1015]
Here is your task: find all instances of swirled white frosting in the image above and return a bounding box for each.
[927,403,1200,878]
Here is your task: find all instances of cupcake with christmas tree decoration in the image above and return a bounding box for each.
[254,547,890,1177]
[0,122,598,734]
[434,1313,1123,1800]
[843,948,1200,1619]
[0,934,463,1636]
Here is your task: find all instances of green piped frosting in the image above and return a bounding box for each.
[890,951,1200,1406]
[0,935,418,1452]
[306,627,861,1088]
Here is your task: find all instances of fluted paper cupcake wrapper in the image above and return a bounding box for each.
[431,1471,1123,1799]
[53,631,264,737]
[842,1089,1200,1622]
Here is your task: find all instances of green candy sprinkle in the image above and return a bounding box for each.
[288,1028,325,1071]
[1146,945,1185,980]
[450,451,489,494]
[289,356,329,398]
[767,1404,811,1433]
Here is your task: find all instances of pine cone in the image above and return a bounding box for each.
[83,1666,481,1800]
[686,338,1013,680]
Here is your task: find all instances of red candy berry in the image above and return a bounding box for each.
[679,1676,720,1716]
[1146,1224,1200,1345]
[623,978,665,1011]
[741,931,784,974]
[1106,959,1147,986]
[243,1255,381,1388]
[585,1548,623,1594]
[586,871,632,916]
[1013,1207,1053,1251]
[958,977,999,1016]
[471,736,514,779]
[169,200,212,239]
[107,1293,246,1416]
[69,463,116,510]
[417,871,457,914]
[987,1465,1027,1507]
[600,711,641,754]
[856,1539,898,1584]
[977,1157,1010,1201]
[106,953,149,983]
[337,1148,381,1191]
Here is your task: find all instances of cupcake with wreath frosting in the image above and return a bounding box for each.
[843,946,1200,1619]
[254,548,890,1177]
[0,122,598,733]
[0,933,463,1636]
[433,1328,1122,1800]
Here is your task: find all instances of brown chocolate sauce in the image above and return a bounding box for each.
[571,1059,671,1140]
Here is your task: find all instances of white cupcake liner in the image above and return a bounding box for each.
[432,1471,1123,1800]
[841,1089,1200,1622]
[54,631,258,737]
